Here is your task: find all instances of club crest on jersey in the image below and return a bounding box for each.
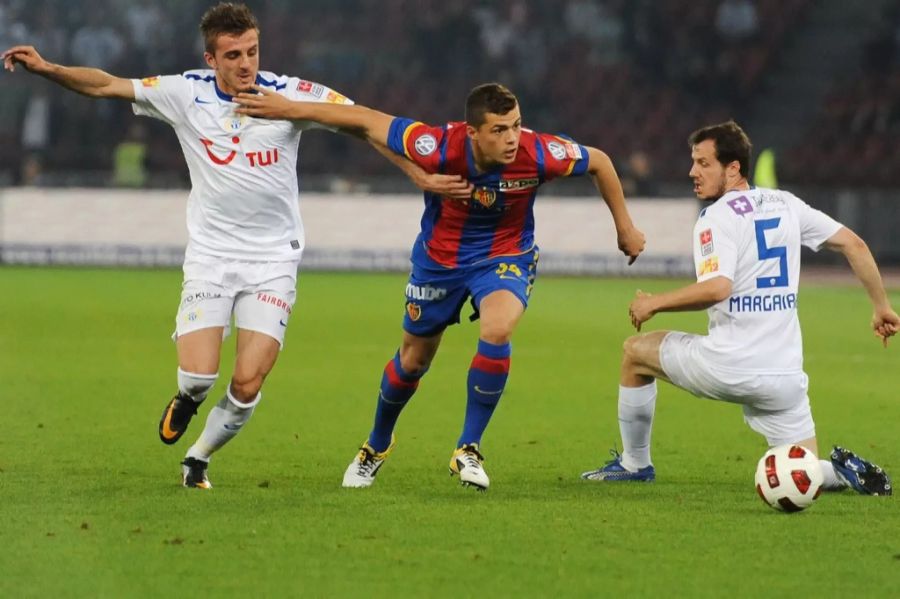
[698,256,719,276]
[414,134,437,156]
[406,302,422,321]
[699,228,714,256]
[141,76,160,88]
[221,115,247,133]
[472,187,497,208]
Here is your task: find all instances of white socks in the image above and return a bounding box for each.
[177,368,218,403]
[819,459,847,491]
[186,387,260,462]
[618,382,657,471]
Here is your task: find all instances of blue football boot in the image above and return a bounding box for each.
[581,449,655,482]
[830,446,892,496]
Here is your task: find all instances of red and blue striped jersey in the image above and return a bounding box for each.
[387,117,590,268]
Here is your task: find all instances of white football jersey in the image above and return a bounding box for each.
[131,70,352,261]
[693,187,842,374]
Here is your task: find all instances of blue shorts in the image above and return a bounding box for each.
[402,248,539,337]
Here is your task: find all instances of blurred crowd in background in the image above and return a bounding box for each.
[1,0,899,192]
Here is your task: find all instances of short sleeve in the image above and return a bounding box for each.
[536,133,589,181]
[791,194,843,252]
[694,209,738,283]
[131,75,192,126]
[282,78,354,132]
[386,118,445,174]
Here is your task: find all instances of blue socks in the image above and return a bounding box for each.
[368,351,424,452]
[458,339,511,447]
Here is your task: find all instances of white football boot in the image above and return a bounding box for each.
[342,436,395,488]
[449,444,489,491]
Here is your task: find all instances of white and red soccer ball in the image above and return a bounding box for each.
[755,444,824,512]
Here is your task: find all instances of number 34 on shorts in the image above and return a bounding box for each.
[494,253,537,297]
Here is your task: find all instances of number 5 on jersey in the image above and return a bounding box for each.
[754,218,788,289]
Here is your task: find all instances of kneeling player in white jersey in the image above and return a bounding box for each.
[581,121,898,495]
[2,3,471,489]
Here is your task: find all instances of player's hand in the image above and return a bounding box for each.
[234,84,296,119]
[2,45,49,74]
[618,225,646,265]
[629,290,655,331]
[416,173,473,201]
[871,307,900,348]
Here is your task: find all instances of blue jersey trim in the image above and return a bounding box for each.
[255,74,286,91]
[571,144,590,176]
[534,136,546,184]
[185,73,286,102]
[386,117,415,157]
[438,125,449,174]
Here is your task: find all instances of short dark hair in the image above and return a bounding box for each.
[465,83,518,127]
[200,2,260,54]
[688,120,752,178]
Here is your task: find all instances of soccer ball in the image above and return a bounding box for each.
[754,444,824,512]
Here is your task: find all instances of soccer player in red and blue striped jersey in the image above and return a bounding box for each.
[237,83,646,490]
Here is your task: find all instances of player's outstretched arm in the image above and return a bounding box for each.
[235,86,392,145]
[584,146,646,264]
[823,227,900,346]
[2,45,134,100]
[628,278,732,330]
[368,140,473,200]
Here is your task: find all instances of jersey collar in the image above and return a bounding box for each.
[213,74,267,103]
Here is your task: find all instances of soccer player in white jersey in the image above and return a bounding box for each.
[2,2,471,489]
[581,121,897,496]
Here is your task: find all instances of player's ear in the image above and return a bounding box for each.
[465,124,478,140]
[203,52,216,69]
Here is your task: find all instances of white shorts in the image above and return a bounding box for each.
[659,332,816,446]
[174,255,300,348]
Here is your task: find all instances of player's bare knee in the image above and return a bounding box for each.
[622,335,643,365]
[398,351,431,376]
[479,322,514,345]
[230,372,264,402]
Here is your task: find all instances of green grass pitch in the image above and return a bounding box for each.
[1,267,897,597]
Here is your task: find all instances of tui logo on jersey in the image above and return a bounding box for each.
[472,187,497,208]
[200,136,240,165]
[699,228,714,256]
[406,302,422,321]
[414,134,437,156]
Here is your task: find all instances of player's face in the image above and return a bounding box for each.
[689,139,729,201]
[205,29,260,96]
[469,105,522,167]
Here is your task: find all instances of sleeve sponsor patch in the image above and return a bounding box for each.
[414,133,437,156]
[297,79,324,98]
[546,140,581,161]
[326,90,349,104]
[547,140,567,160]
[141,76,160,88]
[699,228,714,256]
[698,256,719,276]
